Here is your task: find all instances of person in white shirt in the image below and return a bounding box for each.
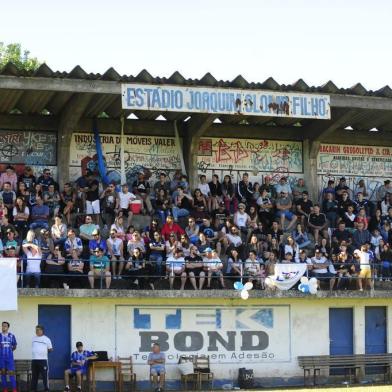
[311,249,336,290]
[118,184,136,226]
[234,204,251,239]
[31,325,53,392]
[107,228,124,279]
[203,249,225,289]
[166,248,186,290]
[197,175,211,199]
[22,242,42,288]
[355,245,373,291]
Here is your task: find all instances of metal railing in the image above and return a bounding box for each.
[17,259,391,290]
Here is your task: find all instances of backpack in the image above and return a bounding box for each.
[238,367,254,389]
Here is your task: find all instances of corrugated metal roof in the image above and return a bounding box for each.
[1,61,392,98]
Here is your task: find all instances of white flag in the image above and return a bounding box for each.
[0,258,17,311]
[265,263,307,290]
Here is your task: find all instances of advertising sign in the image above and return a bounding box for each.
[122,84,330,119]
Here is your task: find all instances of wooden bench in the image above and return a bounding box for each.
[298,354,392,386]
[14,360,32,392]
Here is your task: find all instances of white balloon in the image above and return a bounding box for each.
[244,282,253,291]
[309,277,317,285]
[309,280,318,289]
[240,290,249,300]
[309,286,318,294]
[300,276,309,284]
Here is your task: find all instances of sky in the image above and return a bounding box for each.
[1,0,391,90]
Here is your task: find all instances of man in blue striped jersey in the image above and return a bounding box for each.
[64,342,96,392]
[0,321,17,392]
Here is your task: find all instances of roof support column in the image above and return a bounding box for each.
[57,93,92,187]
[183,114,217,189]
[303,139,320,203]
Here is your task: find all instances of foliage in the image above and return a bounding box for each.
[0,42,41,71]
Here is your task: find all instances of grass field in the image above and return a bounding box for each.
[260,387,391,392]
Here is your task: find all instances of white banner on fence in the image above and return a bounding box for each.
[265,263,307,290]
[0,258,17,311]
[122,83,331,119]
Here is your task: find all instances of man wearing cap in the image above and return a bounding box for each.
[88,247,111,289]
[31,325,53,392]
[88,229,107,255]
[63,342,96,392]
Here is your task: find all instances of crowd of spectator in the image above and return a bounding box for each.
[1,164,392,291]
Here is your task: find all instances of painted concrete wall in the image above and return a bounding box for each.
[2,296,391,386]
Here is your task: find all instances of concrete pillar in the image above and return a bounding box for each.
[57,93,92,186]
[354,305,366,380]
[303,139,320,203]
[183,114,217,190]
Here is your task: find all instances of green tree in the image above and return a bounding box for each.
[0,42,41,71]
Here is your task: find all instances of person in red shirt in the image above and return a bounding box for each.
[161,215,185,241]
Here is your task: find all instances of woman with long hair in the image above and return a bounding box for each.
[13,197,29,239]
[191,188,208,222]
[222,175,238,213]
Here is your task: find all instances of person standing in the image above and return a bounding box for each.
[0,321,17,392]
[31,325,53,392]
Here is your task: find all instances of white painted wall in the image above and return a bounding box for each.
[1,297,390,383]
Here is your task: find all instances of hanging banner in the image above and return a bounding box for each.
[70,133,181,183]
[197,137,303,174]
[317,143,392,177]
[265,264,307,291]
[122,84,331,119]
[0,258,17,311]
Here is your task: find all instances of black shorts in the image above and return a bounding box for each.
[185,268,203,276]
[121,208,129,217]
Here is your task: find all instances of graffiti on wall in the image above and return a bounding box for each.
[70,133,181,183]
[0,130,57,166]
[317,174,385,202]
[317,143,392,177]
[197,137,303,174]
